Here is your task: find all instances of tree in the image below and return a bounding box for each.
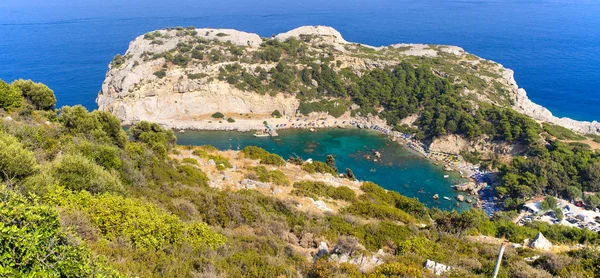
[128,121,176,157]
[211,112,224,119]
[583,194,600,208]
[326,154,337,172]
[0,79,23,110]
[11,79,56,110]
[541,196,558,211]
[565,186,583,201]
[554,208,564,221]
[346,168,355,180]
[271,110,282,118]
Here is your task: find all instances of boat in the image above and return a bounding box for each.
[443,175,450,178]
[310,128,315,132]
[443,196,452,200]
[432,194,439,200]
[253,131,270,137]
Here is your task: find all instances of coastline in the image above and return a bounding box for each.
[168,113,485,208]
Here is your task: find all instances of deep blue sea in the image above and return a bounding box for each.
[1,0,599,121]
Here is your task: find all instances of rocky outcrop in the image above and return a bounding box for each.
[98,26,598,135]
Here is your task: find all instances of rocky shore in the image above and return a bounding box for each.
[98,25,598,135]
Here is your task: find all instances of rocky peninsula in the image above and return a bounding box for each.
[98,25,599,136]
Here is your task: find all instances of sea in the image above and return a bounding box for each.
[1,0,598,210]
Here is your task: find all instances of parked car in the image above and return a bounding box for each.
[575,201,584,207]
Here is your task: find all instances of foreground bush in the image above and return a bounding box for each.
[0,186,118,277]
[46,187,226,250]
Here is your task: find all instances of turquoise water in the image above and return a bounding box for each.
[176,128,469,211]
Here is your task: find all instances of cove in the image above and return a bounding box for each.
[176,128,470,211]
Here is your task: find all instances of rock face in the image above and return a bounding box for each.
[98,26,599,134]
[529,232,552,251]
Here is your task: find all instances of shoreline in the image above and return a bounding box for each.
[169,115,486,209]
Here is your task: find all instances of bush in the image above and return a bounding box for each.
[153,70,166,78]
[0,186,116,277]
[302,161,337,175]
[271,110,282,118]
[250,166,290,186]
[46,188,226,250]
[227,117,235,123]
[0,79,23,110]
[50,153,124,194]
[0,132,38,181]
[292,181,356,202]
[241,146,286,166]
[11,79,57,110]
[182,157,199,165]
[128,121,176,157]
[211,112,224,119]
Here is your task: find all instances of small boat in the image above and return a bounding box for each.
[443,175,450,178]
[432,194,439,200]
[443,196,452,200]
[253,131,270,137]
[310,128,315,132]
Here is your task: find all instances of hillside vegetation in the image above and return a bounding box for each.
[2,78,600,277]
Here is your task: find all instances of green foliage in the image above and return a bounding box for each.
[540,196,558,210]
[0,186,118,277]
[59,105,128,147]
[0,132,38,181]
[226,117,235,123]
[241,146,286,166]
[298,99,349,118]
[343,201,414,223]
[47,187,226,250]
[128,121,176,157]
[291,181,356,202]
[211,112,224,119]
[181,157,199,165]
[250,166,290,186]
[0,79,23,110]
[543,123,586,140]
[271,110,282,118]
[302,161,337,175]
[50,153,124,194]
[154,70,166,78]
[500,141,600,199]
[11,79,57,110]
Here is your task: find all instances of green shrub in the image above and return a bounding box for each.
[241,146,285,166]
[181,157,199,165]
[0,79,23,110]
[11,79,57,110]
[209,154,232,169]
[302,161,337,175]
[0,132,38,181]
[153,70,166,78]
[128,121,176,157]
[543,123,586,140]
[227,117,235,123]
[343,202,414,223]
[211,112,224,119]
[50,153,124,194]
[250,166,290,186]
[0,186,117,277]
[292,181,356,202]
[46,188,226,250]
[177,165,209,187]
[271,110,282,118]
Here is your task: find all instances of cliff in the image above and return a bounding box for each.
[97,25,599,135]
